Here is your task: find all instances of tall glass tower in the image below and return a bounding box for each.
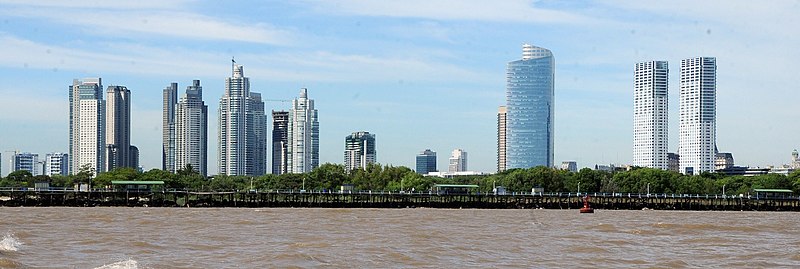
[505,44,554,169]
[175,80,208,176]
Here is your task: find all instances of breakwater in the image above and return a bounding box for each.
[2,188,799,211]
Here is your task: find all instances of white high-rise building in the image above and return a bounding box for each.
[448,149,467,173]
[344,131,376,172]
[679,57,717,175]
[218,62,265,176]
[44,153,69,176]
[633,61,669,169]
[174,80,208,176]
[287,88,319,173]
[105,85,131,171]
[70,78,105,174]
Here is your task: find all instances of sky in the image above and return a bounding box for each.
[1,0,798,176]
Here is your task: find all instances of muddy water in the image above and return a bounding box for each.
[1,208,798,268]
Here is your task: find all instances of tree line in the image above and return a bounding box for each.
[2,163,800,195]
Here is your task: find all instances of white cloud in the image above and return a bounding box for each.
[0,3,293,45]
[306,0,603,24]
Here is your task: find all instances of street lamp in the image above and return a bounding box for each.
[647,183,650,196]
[577,181,581,195]
[723,184,726,196]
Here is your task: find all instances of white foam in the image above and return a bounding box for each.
[0,233,22,252]
[94,258,138,269]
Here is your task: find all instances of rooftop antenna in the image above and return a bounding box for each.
[231,57,236,75]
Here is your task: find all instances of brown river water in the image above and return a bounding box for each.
[1,208,799,268]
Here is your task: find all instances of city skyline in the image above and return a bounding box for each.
[1,1,798,174]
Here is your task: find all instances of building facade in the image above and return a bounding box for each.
[448,149,467,173]
[497,106,507,172]
[287,88,319,173]
[271,111,289,175]
[416,149,437,175]
[162,83,178,172]
[506,44,555,169]
[218,63,266,176]
[344,131,376,172]
[70,78,105,174]
[633,61,669,169]
[679,57,717,175]
[173,80,208,176]
[792,149,800,169]
[105,85,131,171]
[44,153,69,176]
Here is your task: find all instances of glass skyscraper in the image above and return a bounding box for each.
[415,149,437,175]
[505,44,554,169]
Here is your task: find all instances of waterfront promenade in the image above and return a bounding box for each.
[1,188,799,211]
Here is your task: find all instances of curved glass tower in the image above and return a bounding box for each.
[505,44,554,169]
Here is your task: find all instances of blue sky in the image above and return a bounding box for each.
[1,0,798,175]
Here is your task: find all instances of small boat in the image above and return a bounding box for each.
[580,195,594,213]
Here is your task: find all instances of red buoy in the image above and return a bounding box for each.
[580,195,594,213]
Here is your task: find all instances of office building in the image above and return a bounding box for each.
[497,106,508,172]
[633,61,669,169]
[105,85,131,171]
[271,111,289,175]
[506,43,554,169]
[678,57,716,175]
[344,131,376,172]
[173,80,208,176]
[12,152,38,175]
[287,88,319,173]
[70,78,105,174]
[218,62,266,176]
[667,153,680,173]
[44,153,69,176]
[416,149,437,175]
[448,149,467,173]
[561,161,577,172]
[162,82,178,172]
[715,152,734,170]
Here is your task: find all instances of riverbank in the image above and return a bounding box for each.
[2,189,799,211]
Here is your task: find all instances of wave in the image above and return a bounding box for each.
[0,233,22,252]
[94,258,138,269]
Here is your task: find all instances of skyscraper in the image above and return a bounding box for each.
[416,149,437,175]
[506,43,555,169]
[448,149,467,173]
[70,78,105,174]
[497,106,507,172]
[271,111,289,175]
[246,92,267,176]
[44,153,69,176]
[633,61,669,169]
[218,62,266,176]
[679,57,716,175]
[162,82,178,172]
[174,80,208,176]
[105,85,131,171]
[287,88,319,173]
[344,131,376,172]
